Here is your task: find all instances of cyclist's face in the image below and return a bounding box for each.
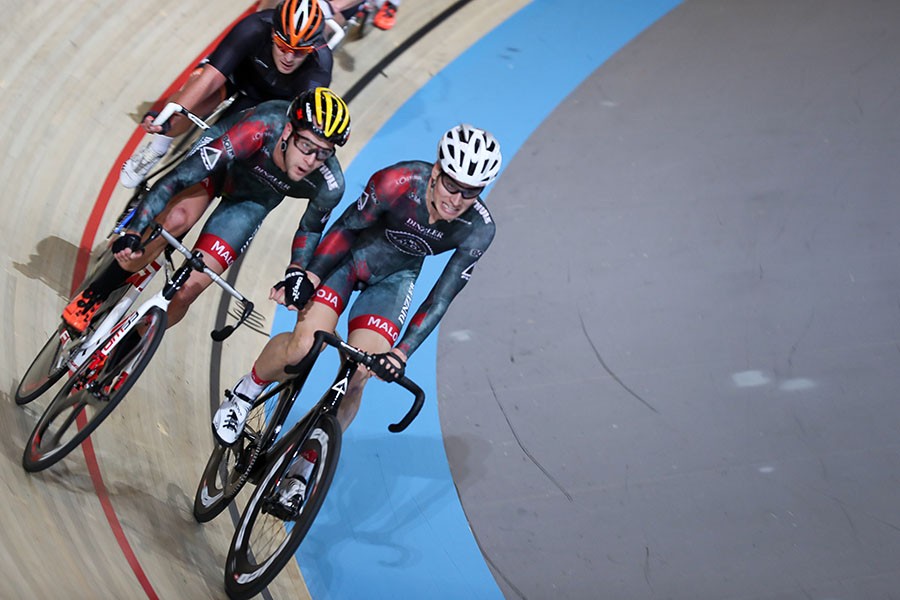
[283,127,334,181]
[271,37,312,74]
[427,164,482,222]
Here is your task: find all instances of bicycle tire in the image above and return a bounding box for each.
[224,413,342,599]
[15,325,76,405]
[193,385,291,523]
[22,306,168,472]
[15,283,131,405]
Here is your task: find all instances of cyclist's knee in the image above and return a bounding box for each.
[284,328,316,365]
[170,277,209,313]
[161,205,196,235]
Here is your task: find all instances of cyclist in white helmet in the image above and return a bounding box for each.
[213,123,502,513]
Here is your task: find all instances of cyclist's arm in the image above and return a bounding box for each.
[289,160,345,268]
[206,13,269,77]
[143,15,263,133]
[395,229,495,358]
[166,65,228,117]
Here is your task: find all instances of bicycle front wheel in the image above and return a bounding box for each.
[193,386,289,523]
[22,306,167,472]
[224,413,341,600]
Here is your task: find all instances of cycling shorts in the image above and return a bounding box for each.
[313,257,417,346]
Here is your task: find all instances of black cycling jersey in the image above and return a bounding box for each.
[208,9,333,114]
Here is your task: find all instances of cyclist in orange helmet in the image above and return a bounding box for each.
[121,0,332,188]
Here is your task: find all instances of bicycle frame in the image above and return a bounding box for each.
[69,226,254,375]
[247,330,425,480]
[65,258,166,374]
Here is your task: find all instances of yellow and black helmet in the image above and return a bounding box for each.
[273,0,324,49]
[288,87,351,146]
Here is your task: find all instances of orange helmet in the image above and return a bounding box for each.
[273,0,324,49]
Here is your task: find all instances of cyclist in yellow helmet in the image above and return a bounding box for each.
[64,88,351,334]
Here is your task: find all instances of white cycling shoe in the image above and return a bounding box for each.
[212,391,253,446]
[119,143,166,188]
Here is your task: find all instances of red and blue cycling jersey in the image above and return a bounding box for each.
[131,100,344,269]
[308,160,495,357]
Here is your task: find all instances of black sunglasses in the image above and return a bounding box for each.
[292,133,334,161]
[438,171,483,199]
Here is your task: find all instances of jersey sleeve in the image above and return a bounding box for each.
[396,222,495,357]
[289,157,345,267]
[307,49,334,89]
[130,114,266,233]
[305,168,390,277]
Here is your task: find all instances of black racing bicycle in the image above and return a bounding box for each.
[18,225,254,472]
[193,330,424,600]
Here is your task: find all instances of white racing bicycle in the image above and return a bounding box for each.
[17,224,255,472]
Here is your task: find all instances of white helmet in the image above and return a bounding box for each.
[437,124,502,188]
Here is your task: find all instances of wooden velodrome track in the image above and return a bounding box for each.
[0,0,525,597]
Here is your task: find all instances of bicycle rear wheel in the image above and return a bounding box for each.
[224,413,341,600]
[22,306,167,472]
[15,283,132,405]
[193,386,288,523]
[15,325,78,405]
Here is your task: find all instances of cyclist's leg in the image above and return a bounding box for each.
[63,183,214,331]
[214,293,342,445]
[332,269,414,428]
[252,299,342,383]
[165,195,269,326]
[117,181,216,273]
[164,250,225,327]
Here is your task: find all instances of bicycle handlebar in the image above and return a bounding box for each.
[149,225,254,340]
[153,102,211,131]
[296,330,426,433]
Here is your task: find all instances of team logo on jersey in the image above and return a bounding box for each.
[405,218,444,240]
[398,281,415,325]
[461,262,476,281]
[357,189,370,211]
[251,165,290,193]
[320,164,339,190]
[386,230,433,256]
[200,146,222,170]
[472,201,492,224]
[190,136,214,156]
[470,248,483,258]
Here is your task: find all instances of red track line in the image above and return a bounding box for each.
[69,6,257,598]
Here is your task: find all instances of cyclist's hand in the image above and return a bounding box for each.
[140,110,172,135]
[271,267,315,311]
[369,350,407,383]
[111,232,143,262]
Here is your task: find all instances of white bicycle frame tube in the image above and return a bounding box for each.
[67,227,251,373]
[66,259,166,373]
